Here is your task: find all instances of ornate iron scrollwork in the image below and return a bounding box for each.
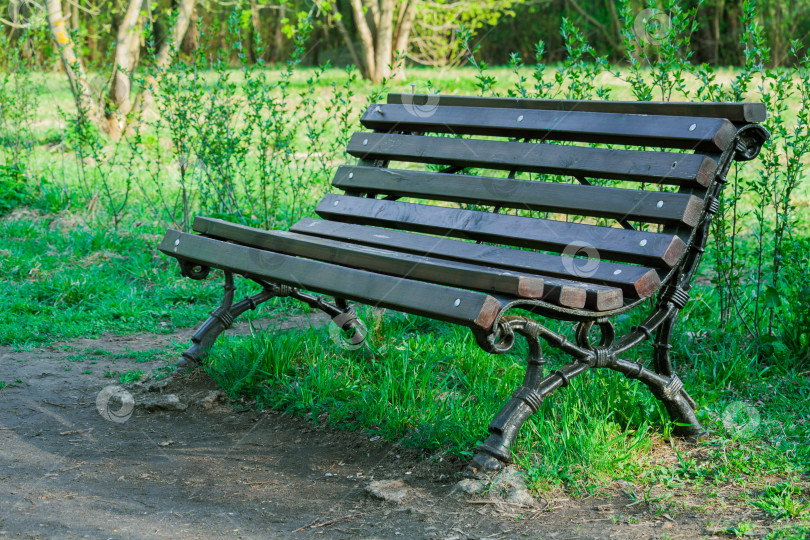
[574,320,615,350]
[178,272,366,367]
[179,260,210,280]
[733,124,770,161]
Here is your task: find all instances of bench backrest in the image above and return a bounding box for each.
[311,94,768,312]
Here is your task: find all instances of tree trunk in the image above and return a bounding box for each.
[249,0,262,63]
[71,0,79,32]
[132,0,196,116]
[374,0,395,80]
[713,0,725,64]
[363,0,380,38]
[350,0,377,80]
[180,3,199,55]
[340,0,418,83]
[392,0,416,77]
[46,0,101,125]
[330,2,364,71]
[155,0,195,74]
[107,0,144,135]
[272,2,285,62]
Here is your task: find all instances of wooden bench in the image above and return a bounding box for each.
[159,94,769,473]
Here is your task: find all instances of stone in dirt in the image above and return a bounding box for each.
[366,479,408,504]
[494,466,535,506]
[139,393,188,412]
[456,478,486,495]
[456,466,535,506]
[198,390,226,410]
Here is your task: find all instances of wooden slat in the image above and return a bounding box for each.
[194,217,625,310]
[192,217,544,300]
[386,94,767,123]
[333,166,704,227]
[315,194,685,269]
[159,230,503,330]
[362,104,735,152]
[347,133,718,187]
[539,276,622,311]
[291,218,661,300]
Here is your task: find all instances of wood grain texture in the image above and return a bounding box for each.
[362,104,735,152]
[159,230,503,330]
[194,217,626,310]
[192,217,545,299]
[333,165,704,227]
[347,133,718,188]
[386,93,767,123]
[290,218,660,301]
[316,194,685,269]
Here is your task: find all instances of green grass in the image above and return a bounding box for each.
[0,211,228,344]
[117,369,144,384]
[765,525,810,539]
[202,304,809,492]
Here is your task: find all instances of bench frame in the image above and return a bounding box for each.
[165,97,769,474]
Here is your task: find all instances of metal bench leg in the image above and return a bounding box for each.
[613,356,703,439]
[179,272,277,368]
[178,270,366,369]
[469,318,590,475]
[651,315,703,438]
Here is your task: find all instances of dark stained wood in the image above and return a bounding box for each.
[333,166,704,227]
[542,276,623,311]
[386,93,767,123]
[347,133,718,188]
[290,218,661,300]
[192,217,545,300]
[159,230,503,330]
[315,194,685,269]
[362,104,736,152]
[194,217,626,310]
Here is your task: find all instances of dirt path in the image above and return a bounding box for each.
[0,321,720,539]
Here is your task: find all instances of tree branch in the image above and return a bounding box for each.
[350,0,376,81]
[568,0,620,51]
[45,0,101,125]
[328,2,364,73]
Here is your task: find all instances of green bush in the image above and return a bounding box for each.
[0,163,30,216]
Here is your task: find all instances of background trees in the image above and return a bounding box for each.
[3,0,809,134]
[6,0,810,76]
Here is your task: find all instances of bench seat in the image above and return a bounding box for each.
[161,229,504,330]
[180,216,630,313]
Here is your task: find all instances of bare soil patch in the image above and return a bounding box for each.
[0,320,741,538]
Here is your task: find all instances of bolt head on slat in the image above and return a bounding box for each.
[639,239,647,247]
[689,123,697,131]
[657,200,664,208]
[348,172,354,179]
[613,269,622,275]
[454,298,461,307]
[363,138,368,145]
